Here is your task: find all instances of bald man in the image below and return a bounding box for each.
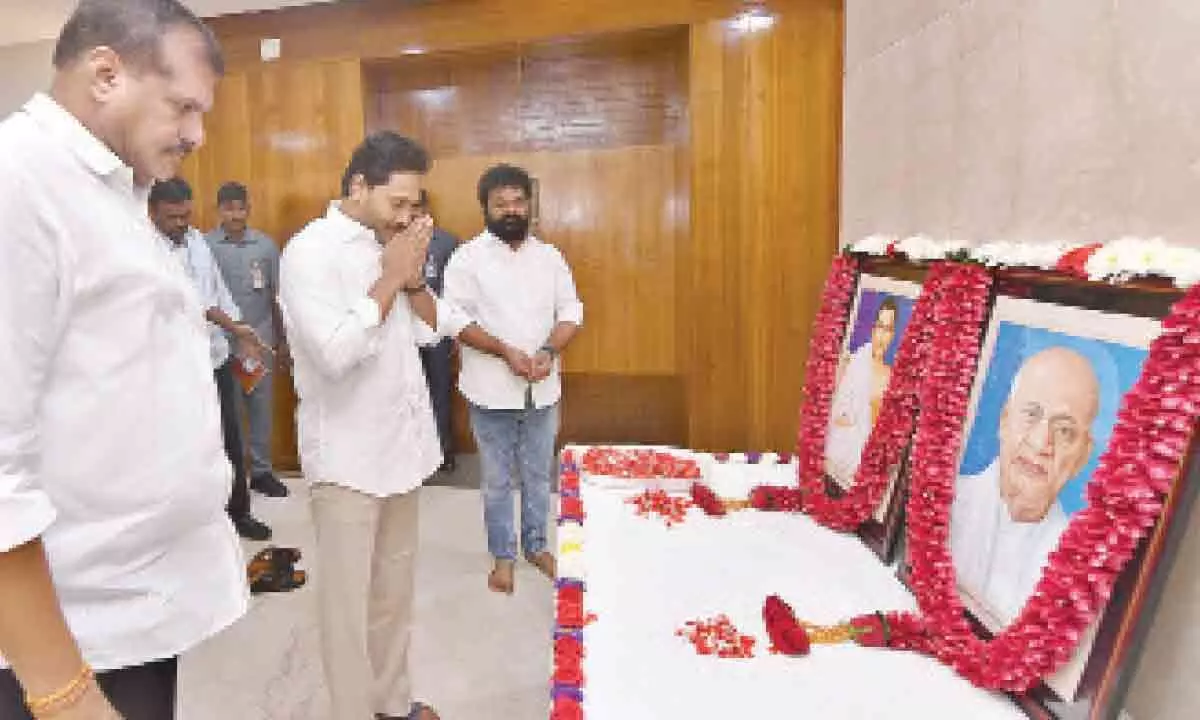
[951,347,1100,626]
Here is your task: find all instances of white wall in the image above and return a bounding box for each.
[0,39,53,118]
[842,2,1200,718]
[842,0,1200,250]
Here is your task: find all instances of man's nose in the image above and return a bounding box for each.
[1025,418,1054,455]
[181,114,204,152]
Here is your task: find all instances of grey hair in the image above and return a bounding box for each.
[53,0,224,75]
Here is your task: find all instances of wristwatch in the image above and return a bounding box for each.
[540,344,558,357]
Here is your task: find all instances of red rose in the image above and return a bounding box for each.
[554,654,584,686]
[689,482,726,516]
[551,697,583,720]
[560,496,585,520]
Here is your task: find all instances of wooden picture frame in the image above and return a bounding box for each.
[897,269,1194,719]
[822,257,928,562]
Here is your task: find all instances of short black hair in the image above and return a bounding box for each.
[54,0,224,76]
[477,164,532,209]
[216,181,248,206]
[149,176,192,206]
[340,132,430,197]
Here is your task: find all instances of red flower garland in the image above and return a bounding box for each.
[553,635,586,686]
[763,271,1200,693]
[790,258,990,530]
[898,276,1200,691]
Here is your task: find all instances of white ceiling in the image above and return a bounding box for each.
[0,0,337,48]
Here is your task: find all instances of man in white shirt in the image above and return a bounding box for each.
[0,2,246,719]
[951,346,1099,626]
[443,164,584,594]
[279,132,447,720]
[149,177,272,541]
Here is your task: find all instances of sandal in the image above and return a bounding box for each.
[247,546,302,577]
[249,566,307,594]
[247,546,306,594]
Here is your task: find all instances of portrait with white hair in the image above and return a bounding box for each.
[950,296,1160,702]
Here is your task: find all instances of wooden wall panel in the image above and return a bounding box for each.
[197,0,844,457]
[685,3,844,451]
[182,59,367,472]
[421,146,683,377]
[208,0,755,71]
[364,28,687,155]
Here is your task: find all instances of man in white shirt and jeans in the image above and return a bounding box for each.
[149,177,272,542]
[279,132,449,720]
[0,2,246,719]
[444,164,584,594]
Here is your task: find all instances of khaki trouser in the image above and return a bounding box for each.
[311,483,420,720]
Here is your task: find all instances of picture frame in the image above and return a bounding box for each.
[823,258,927,562]
[898,270,1195,719]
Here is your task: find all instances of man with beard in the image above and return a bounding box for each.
[0,2,246,718]
[149,177,272,542]
[279,131,448,720]
[443,164,584,594]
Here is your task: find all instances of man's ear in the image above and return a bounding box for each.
[85,46,124,102]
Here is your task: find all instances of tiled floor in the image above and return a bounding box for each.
[178,461,554,720]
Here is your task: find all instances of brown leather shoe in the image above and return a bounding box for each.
[527,551,556,579]
[488,558,515,594]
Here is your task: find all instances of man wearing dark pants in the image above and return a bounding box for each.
[0,2,246,718]
[414,190,460,472]
[207,181,290,498]
[443,164,584,594]
[149,177,272,542]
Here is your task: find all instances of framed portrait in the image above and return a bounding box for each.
[943,276,1191,719]
[824,262,924,562]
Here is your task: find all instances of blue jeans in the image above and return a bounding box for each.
[468,401,559,561]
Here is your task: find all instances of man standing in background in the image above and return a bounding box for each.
[207,181,290,499]
[414,189,460,473]
[149,177,272,542]
[443,164,584,595]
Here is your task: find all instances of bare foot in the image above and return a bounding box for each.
[528,551,556,579]
[488,558,515,594]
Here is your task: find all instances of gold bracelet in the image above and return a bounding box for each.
[25,664,94,716]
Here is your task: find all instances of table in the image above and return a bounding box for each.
[558,453,1026,719]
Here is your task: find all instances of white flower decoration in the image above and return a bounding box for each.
[850,234,897,256]
[897,235,946,261]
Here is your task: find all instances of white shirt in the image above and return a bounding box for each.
[443,231,584,410]
[166,227,242,368]
[951,460,1069,626]
[279,203,450,496]
[0,94,247,671]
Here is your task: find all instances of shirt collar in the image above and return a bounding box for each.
[23,93,127,180]
[480,229,538,251]
[215,227,257,245]
[326,201,376,244]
